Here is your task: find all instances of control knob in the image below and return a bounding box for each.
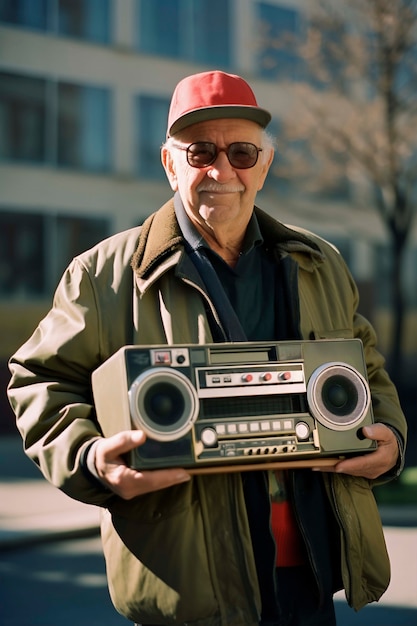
[200,428,218,448]
[295,421,311,441]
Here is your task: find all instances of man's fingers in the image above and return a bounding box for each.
[361,424,391,443]
[101,429,146,457]
[313,423,399,479]
[94,430,191,499]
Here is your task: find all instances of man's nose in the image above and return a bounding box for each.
[206,150,236,180]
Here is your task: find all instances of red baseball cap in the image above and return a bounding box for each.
[167,70,271,137]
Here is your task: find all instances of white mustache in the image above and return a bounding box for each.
[197,182,245,193]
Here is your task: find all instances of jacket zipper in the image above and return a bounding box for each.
[290,471,324,604]
[228,475,261,621]
[328,475,353,605]
[265,472,280,607]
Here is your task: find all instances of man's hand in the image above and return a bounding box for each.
[319,423,400,479]
[94,430,191,500]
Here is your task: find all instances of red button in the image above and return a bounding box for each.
[242,374,253,383]
[280,371,291,381]
[262,372,272,382]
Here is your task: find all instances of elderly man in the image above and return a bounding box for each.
[8,71,406,626]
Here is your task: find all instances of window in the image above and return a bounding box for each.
[374,243,391,308]
[138,0,180,57]
[137,95,169,179]
[189,0,231,66]
[0,210,110,298]
[256,2,302,81]
[0,71,111,173]
[57,83,111,171]
[58,0,110,44]
[266,114,351,201]
[0,0,47,30]
[137,0,231,67]
[0,0,110,44]
[0,211,44,296]
[0,72,47,162]
[54,214,110,279]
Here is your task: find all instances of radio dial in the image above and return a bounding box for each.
[295,421,311,441]
[200,428,218,448]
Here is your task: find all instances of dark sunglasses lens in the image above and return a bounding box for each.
[186,142,259,169]
[187,143,216,167]
[228,143,258,168]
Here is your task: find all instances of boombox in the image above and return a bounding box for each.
[92,339,376,472]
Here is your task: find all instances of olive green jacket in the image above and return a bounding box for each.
[8,200,407,625]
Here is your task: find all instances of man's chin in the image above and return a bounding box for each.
[199,191,233,202]
[199,203,238,223]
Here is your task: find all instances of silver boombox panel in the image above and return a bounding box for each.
[92,339,376,472]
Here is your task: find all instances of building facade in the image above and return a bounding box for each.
[1,0,416,429]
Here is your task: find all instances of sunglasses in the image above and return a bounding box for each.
[171,141,263,169]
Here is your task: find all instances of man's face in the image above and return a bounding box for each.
[162,118,273,239]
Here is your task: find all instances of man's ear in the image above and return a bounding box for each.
[257,148,274,192]
[161,145,178,191]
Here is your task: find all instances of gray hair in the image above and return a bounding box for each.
[260,130,275,164]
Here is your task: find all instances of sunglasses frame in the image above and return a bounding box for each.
[170,141,263,169]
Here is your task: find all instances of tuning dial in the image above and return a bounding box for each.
[200,428,218,448]
[295,421,311,441]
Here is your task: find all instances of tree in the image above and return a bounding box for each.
[268,0,417,378]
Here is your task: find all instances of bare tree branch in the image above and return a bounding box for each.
[273,0,417,370]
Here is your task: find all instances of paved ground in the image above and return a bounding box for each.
[0,435,100,550]
[1,434,416,617]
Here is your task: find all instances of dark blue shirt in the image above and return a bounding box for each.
[175,197,277,341]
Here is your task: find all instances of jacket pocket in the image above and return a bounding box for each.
[102,482,218,624]
[330,474,390,609]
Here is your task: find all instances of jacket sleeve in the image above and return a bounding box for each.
[354,308,407,475]
[7,257,116,507]
[317,239,407,461]
[341,253,407,449]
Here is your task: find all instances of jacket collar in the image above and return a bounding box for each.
[131,198,325,282]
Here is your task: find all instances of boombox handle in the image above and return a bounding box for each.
[186,457,340,475]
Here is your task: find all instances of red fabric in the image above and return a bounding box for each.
[167,71,271,136]
[271,500,306,567]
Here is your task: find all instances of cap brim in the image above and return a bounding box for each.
[168,105,272,137]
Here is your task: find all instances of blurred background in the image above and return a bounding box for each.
[0,0,416,497]
[0,3,416,625]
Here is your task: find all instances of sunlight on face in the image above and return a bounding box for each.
[162,118,274,243]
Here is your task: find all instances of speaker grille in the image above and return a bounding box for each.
[307,362,370,430]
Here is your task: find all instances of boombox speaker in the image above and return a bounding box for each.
[92,339,376,472]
